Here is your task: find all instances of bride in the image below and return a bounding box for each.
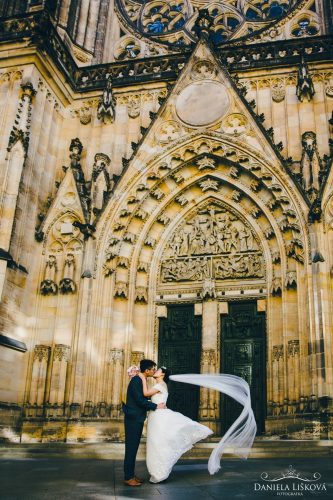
[139,367,213,483]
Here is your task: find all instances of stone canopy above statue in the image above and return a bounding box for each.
[160,203,265,283]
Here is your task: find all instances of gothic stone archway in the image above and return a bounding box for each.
[155,199,266,431]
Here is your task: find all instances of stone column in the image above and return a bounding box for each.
[267,291,284,416]
[109,348,124,418]
[58,0,71,26]
[282,271,299,413]
[287,340,300,414]
[84,0,100,52]
[309,223,329,398]
[29,345,51,408]
[199,297,219,428]
[271,344,284,417]
[49,344,71,412]
[70,237,94,415]
[199,349,216,419]
[76,0,90,45]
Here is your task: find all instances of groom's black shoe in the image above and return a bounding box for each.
[124,478,142,487]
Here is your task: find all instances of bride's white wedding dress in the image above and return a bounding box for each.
[146,382,213,483]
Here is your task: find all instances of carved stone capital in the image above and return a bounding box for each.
[34,345,51,362]
[53,344,71,362]
[110,348,124,363]
[201,278,216,299]
[131,351,144,366]
[287,340,300,358]
[272,344,284,361]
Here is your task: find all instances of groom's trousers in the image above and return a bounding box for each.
[124,417,144,480]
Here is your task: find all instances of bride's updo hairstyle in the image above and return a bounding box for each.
[161,366,171,384]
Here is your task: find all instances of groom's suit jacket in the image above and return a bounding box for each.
[123,375,157,422]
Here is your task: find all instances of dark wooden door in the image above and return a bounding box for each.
[158,304,201,420]
[221,301,266,435]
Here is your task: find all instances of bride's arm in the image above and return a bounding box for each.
[138,373,160,397]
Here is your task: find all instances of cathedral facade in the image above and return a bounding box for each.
[0,0,333,443]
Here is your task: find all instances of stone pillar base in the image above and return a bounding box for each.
[20,419,126,443]
[265,414,332,439]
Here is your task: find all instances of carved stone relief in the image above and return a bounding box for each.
[191,60,217,80]
[155,120,182,143]
[160,203,264,283]
[221,113,248,136]
[271,81,286,103]
[40,213,83,295]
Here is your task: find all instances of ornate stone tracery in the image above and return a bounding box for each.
[117,0,304,48]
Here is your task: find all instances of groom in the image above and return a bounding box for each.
[123,359,166,487]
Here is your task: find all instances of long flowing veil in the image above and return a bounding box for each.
[169,374,257,475]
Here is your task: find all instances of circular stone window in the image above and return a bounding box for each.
[175,81,230,127]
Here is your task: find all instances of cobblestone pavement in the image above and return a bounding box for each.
[0,457,332,500]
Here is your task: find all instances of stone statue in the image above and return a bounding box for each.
[296,57,315,102]
[97,75,116,124]
[91,153,111,220]
[59,253,76,294]
[300,131,323,196]
[40,255,58,295]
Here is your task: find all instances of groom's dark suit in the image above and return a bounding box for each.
[123,375,157,480]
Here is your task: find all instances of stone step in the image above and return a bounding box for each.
[0,440,332,460]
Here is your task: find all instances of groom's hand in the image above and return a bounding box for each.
[157,403,166,409]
